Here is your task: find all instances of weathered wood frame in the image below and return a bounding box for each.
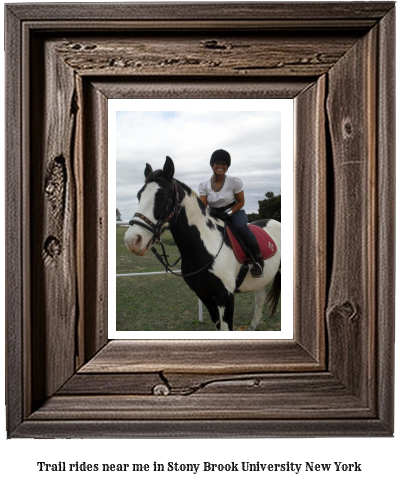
[5,2,395,438]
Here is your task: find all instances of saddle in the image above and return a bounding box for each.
[226,223,277,291]
[226,224,277,264]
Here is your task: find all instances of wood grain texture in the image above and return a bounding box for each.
[35,373,375,423]
[29,393,371,421]
[6,2,394,22]
[5,2,395,438]
[54,33,359,78]
[79,340,321,374]
[59,371,365,400]
[13,418,390,439]
[81,81,109,363]
[91,78,311,100]
[294,76,326,363]
[58,372,163,396]
[5,4,25,436]
[325,26,377,404]
[30,37,78,408]
[375,6,396,431]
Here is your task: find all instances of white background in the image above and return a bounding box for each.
[1,1,397,486]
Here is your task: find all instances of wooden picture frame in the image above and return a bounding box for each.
[5,2,395,438]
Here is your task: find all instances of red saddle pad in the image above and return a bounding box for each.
[227,225,277,264]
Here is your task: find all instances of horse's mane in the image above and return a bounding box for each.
[175,179,208,214]
[175,178,191,195]
[145,169,164,184]
[145,170,192,196]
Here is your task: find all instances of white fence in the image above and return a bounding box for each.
[116,222,203,322]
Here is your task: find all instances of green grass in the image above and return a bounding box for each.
[116,227,281,331]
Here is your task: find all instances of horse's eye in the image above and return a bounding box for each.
[153,188,170,219]
[156,188,168,202]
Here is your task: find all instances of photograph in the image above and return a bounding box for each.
[111,100,293,337]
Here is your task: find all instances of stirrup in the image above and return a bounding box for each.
[250,262,263,278]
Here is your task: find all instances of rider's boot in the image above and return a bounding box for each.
[250,243,264,278]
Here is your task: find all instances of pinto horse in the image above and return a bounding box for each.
[124,157,281,331]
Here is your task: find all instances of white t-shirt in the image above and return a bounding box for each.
[198,175,244,209]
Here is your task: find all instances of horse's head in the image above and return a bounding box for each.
[124,157,176,256]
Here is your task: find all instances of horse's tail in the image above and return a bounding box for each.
[266,262,281,316]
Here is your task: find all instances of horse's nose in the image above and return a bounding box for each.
[124,232,143,254]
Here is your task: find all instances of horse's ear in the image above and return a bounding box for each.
[163,156,175,182]
[144,163,152,178]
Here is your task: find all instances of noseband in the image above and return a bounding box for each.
[128,178,180,247]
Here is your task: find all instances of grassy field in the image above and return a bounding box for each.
[116,226,281,331]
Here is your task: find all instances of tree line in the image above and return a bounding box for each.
[247,192,281,223]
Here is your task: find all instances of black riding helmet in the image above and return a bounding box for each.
[210,149,231,168]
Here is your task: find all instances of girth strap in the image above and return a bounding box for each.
[234,264,249,292]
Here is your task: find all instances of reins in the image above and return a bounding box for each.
[151,223,227,278]
[129,177,227,278]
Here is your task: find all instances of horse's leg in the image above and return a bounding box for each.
[197,294,221,330]
[217,292,234,331]
[248,287,266,331]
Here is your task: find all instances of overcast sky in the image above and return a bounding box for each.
[116,110,282,220]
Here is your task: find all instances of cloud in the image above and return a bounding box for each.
[116,110,283,219]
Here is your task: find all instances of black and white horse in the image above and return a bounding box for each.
[124,157,281,331]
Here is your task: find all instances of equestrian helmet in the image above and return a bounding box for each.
[210,149,231,168]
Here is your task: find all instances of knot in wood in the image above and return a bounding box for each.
[339,301,358,321]
[327,301,359,324]
[44,236,61,256]
[45,156,66,216]
[83,44,97,51]
[152,383,170,396]
[342,118,354,137]
[201,40,227,50]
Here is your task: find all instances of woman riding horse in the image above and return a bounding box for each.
[198,149,264,277]
[125,156,281,330]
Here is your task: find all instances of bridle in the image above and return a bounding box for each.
[128,176,226,278]
[129,178,180,247]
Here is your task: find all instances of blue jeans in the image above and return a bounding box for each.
[229,210,258,250]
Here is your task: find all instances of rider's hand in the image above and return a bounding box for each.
[214,210,230,221]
